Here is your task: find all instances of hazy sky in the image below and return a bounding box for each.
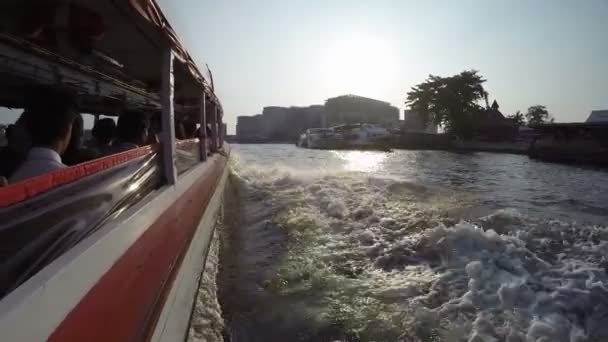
[1,1,606,132]
[156,0,608,133]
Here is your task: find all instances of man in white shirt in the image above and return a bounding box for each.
[10,88,78,183]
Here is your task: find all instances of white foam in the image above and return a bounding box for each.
[225,157,608,341]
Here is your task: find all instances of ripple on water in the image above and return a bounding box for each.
[212,146,608,341]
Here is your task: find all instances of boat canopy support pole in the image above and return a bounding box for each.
[160,48,177,185]
[199,95,207,161]
[218,109,224,148]
[210,104,218,153]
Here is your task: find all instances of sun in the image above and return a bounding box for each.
[319,33,398,98]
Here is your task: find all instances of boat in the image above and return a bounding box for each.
[297,123,393,151]
[0,1,228,341]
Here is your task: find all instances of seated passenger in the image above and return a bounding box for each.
[63,114,96,165]
[206,124,217,154]
[111,111,149,153]
[146,114,161,145]
[0,123,28,178]
[10,88,78,182]
[183,121,197,139]
[88,118,115,156]
[174,118,186,140]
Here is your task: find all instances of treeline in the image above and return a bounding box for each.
[406,70,554,138]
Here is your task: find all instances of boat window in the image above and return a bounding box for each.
[0,94,166,297]
[0,0,224,299]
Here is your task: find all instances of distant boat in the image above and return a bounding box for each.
[297,123,392,151]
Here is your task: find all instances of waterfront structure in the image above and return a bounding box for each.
[236,105,325,142]
[586,110,608,123]
[236,114,264,142]
[473,101,518,141]
[324,95,399,127]
[529,110,608,165]
[236,95,400,143]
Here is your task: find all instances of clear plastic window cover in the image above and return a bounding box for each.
[0,152,162,298]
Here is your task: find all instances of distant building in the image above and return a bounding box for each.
[324,95,399,127]
[261,105,325,141]
[403,110,437,133]
[236,105,325,142]
[236,114,264,142]
[586,110,608,123]
[472,100,518,141]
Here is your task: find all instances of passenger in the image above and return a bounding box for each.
[0,124,28,178]
[88,118,115,156]
[205,124,214,155]
[146,113,161,145]
[10,88,78,182]
[183,121,197,139]
[63,114,96,165]
[111,110,149,153]
[175,118,186,140]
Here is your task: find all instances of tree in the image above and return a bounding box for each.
[525,105,553,126]
[508,111,525,126]
[406,70,487,139]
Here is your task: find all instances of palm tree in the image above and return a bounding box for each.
[507,111,525,126]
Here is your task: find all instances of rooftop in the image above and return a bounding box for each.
[326,94,392,106]
[586,110,608,123]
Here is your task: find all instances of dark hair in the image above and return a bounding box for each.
[116,111,149,145]
[67,114,84,150]
[5,124,15,141]
[63,114,85,165]
[92,118,116,145]
[174,118,186,140]
[183,121,197,138]
[24,87,78,147]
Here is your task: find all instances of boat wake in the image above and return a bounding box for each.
[217,158,608,342]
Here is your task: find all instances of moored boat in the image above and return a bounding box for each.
[0,1,228,341]
[297,123,393,151]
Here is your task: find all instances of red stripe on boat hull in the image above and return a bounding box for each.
[49,157,226,342]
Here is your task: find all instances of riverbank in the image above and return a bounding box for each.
[453,141,529,155]
[232,137,608,168]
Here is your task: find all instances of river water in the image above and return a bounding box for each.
[196,144,608,342]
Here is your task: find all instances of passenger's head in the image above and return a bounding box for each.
[116,111,149,146]
[9,111,33,155]
[24,87,78,154]
[206,124,212,138]
[92,118,116,145]
[183,121,197,139]
[5,125,15,146]
[66,113,84,152]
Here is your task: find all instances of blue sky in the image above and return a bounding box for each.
[2,1,606,133]
[156,0,607,133]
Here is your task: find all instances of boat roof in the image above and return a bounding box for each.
[0,0,220,117]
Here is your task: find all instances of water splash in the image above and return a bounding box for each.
[217,147,608,341]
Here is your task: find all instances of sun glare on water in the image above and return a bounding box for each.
[335,151,387,173]
[320,33,398,98]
